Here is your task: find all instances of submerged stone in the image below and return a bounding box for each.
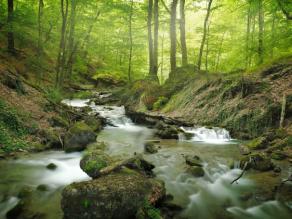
[144,142,158,154]
[187,166,205,177]
[46,163,57,170]
[185,155,203,167]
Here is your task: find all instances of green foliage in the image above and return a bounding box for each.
[84,158,107,173]
[140,200,161,219]
[72,91,93,99]
[0,99,29,152]
[45,89,64,104]
[153,96,168,111]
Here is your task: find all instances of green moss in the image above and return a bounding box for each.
[84,158,107,173]
[69,122,93,134]
[246,137,267,150]
[82,199,91,209]
[137,200,162,219]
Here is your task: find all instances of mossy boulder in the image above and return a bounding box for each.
[144,142,158,154]
[38,128,62,149]
[61,170,165,219]
[240,153,274,171]
[64,122,97,152]
[187,166,205,177]
[155,122,179,139]
[83,116,103,132]
[80,150,112,178]
[246,137,267,150]
[271,151,287,160]
[185,155,203,167]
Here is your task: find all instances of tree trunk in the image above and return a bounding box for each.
[215,31,226,72]
[205,23,210,71]
[66,0,78,81]
[127,0,134,83]
[56,0,69,88]
[7,0,15,54]
[170,0,178,73]
[245,1,251,69]
[179,0,188,66]
[197,0,213,71]
[258,0,264,64]
[249,14,256,67]
[38,0,44,55]
[160,33,165,83]
[271,10,276,59]
[147,0,154,75]
[152,0,159,80]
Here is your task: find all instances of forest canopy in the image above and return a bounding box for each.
[0,0,291,86]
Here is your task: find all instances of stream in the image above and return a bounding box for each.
[0,99,291,219]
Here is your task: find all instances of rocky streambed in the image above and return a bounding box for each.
[0,98,291,219]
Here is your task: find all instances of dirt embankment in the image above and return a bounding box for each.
[125,62,292,139]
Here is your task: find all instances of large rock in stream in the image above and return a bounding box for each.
[155,121,179,139]
[64,122,97,152]
[61,169,165,219]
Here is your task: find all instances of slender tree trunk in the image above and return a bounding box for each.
[205,23,210,71]
[127,0,134,83]
[245,1,251,69]
[258,0,264,64]
[147,0,154,75]
[160,33,165,83]
[170,0,178,73]
[56,0,69,88]
[38,0,44,55]
[271,10,276,59]
[215,31,226,72]
[180,0,188,66]
[249,14,256,67]
[197,0,213,71]
[66,0,77,81]
[152,0,159,80]
[7,0,15,54]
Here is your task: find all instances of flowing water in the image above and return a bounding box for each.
[0,99,291,219]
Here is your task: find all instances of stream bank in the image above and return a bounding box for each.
[1,99,291,219]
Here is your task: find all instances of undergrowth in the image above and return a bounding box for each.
[0,99,29,152]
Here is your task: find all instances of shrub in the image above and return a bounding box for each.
[153,96,168,111]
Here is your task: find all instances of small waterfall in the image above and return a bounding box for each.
[180,127,232,144]
[62,99,143,131]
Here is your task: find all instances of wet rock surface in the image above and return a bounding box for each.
[64,122,97,152]
[61,170,165,219]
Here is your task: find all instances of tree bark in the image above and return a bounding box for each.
[197,0,213,71]
[147,0,154,75]
[152,0,159,79]
[170,0,178,73]
[205,23,210,71]
[66,0,78,81]
[38,0,44,55]
[180,0,188,66]
[258,0,264,64]
[127,0,134,83]
[7,0,15,54]
[245,1,251,69]
[56,0,69,88]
